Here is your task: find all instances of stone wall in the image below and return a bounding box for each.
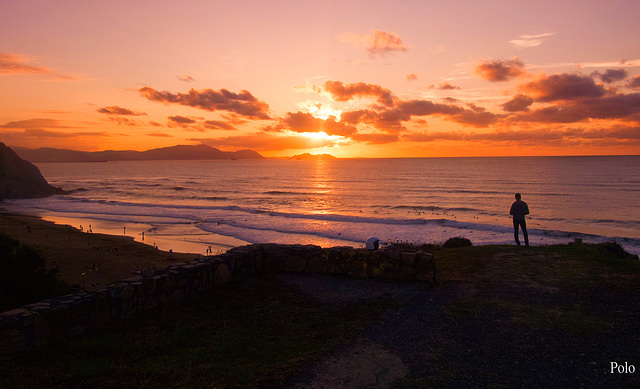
[0,244,435,357]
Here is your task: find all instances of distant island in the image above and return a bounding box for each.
[13,144,264,163]
[289,153,337,160]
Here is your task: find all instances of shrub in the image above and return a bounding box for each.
[443,237,473,249]
[0,233,71,311]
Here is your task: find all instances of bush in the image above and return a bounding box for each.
[595,241,638,260]
[0,233,71,312]
[443,237,473,249]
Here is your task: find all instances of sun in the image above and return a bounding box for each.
[301,131,332,140]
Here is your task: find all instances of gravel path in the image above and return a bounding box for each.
[280,251,640,388]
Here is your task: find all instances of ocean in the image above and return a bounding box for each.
[3,156,640,255]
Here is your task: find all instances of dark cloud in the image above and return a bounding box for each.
[429,82,460,90]
[629,76,640,88]
[591,68,628,83]
[518,73,605,102]
[450,110,499,128]
[338,97,498,132]
[475,57,527,82]
[107,117,137,126]
[97,106,147,116]
[265,111,357,136]
[320,81,395,106]
[512,93,640,123]
[502,94,534,112]
[168,115,197,125]
[177,74,194,82]
[139,87,271,120]
[203,120,236,131]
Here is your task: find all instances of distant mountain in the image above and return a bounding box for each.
[289,153,337,160]
[13,144,264,163]
[0,143,66,199]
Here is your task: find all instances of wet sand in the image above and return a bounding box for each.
[0,211,200,291]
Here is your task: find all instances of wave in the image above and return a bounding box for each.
[262,190,320,196]
[6,194,640,255]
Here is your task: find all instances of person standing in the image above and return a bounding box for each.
[510,193,530,246]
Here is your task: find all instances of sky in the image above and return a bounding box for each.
[1,0,639,158]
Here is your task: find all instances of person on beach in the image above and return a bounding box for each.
[510,193,530,246]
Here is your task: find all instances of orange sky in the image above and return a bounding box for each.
[1,1,639,157]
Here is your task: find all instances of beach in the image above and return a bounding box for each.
[0,211,199,291]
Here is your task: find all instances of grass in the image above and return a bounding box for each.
[0,275,395,389]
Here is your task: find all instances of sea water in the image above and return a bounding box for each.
[3,156,639,255]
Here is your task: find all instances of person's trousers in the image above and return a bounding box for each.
[513,219,529,246]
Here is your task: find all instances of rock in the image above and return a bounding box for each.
[0,142,66,199]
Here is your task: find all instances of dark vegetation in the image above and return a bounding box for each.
[0,276,396,388]
[1,241,638,388]
[0,233,74,312]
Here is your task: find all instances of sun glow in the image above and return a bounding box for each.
[298,100,343,121]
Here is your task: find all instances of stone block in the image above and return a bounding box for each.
[214,263,231,285]
[285,255,306,273]
[400,252,416,265]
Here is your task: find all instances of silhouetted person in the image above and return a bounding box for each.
[510,193,529,246]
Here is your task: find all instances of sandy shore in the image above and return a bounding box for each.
[0,212,200,291]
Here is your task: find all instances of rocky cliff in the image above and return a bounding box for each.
[0,143,65,200]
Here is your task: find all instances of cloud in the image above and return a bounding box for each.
[404,126,640,145]
[630,76,640,88]
[265,111,357,137]
[591,68,628,83]
[0,118,75,129]
[107,117,138,126]
[512,93,640,123]
[542,59,640,69]
[203,120,236,131]
[351,133,399,144]
[340,30,409,57]
[22,129,107,138]
[429,82,460,90]
[502,94,534,112]
[168,115,197,125]
[177,74,194,82]
[518,73,605,102]
[339,98,498,131]
[319,81,394,106]
[145,132,174,138]
[475,57,527,82]
[0,128,107,140]
[196,132,340,151]
[97,106,147,116]
[405,73,418,81]
[510,32,555,49]
[139,87,271,119]
[0,52,76,80]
